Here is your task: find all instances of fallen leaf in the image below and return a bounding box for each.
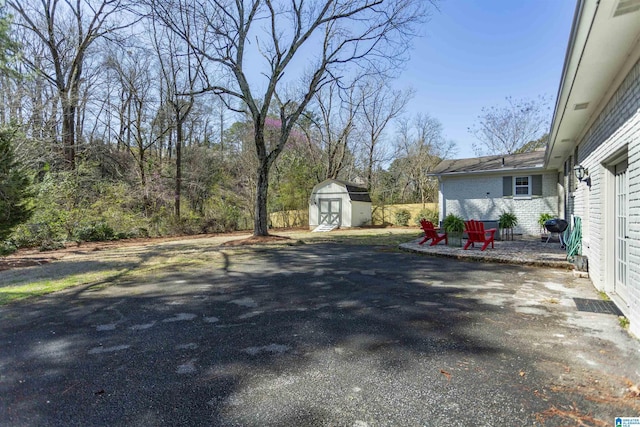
[440,369,451,382]
[629,384,640,397]
[519,370,526,377]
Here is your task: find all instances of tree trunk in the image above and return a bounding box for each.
[138,154,149,214]
[254,161,270,236]
[61,101,76,169]
[175,120,182,218]
[366,139,375,191]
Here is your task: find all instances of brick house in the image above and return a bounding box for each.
[430,150,559,236]
[432,0,640,336]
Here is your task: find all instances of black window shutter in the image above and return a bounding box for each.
[503,176,513,196]
[532,175,543,196]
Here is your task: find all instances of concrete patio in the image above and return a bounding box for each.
[400,235,574,270]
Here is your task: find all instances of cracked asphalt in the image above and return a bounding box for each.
[1,240,639,426]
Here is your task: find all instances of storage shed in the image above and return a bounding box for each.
[309,179,372,230]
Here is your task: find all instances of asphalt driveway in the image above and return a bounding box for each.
[1,241,639,426]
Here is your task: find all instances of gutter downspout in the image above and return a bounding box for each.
[437,176,445,225]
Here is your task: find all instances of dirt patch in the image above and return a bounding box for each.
[0,230,309,272]
[0,233,241,272]
[0,257,52,271]
[221,234,295,246]
[0,227,412,272]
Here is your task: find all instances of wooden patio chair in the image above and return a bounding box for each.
[463,220,497,251]
[418,219,448,246]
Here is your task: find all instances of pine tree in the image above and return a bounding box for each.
[0,129,32,240]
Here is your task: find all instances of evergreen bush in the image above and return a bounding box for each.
[414,208,439,225]
[442,214,465,233]
[394,209,411,226]
[75,221,116,242]
[0,128,33,240]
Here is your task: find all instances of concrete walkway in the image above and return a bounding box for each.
[400,235,573,269]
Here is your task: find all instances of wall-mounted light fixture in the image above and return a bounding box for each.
[573,164,591,187]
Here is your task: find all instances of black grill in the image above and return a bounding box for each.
[544,218,568,247]
[544,218,568,233]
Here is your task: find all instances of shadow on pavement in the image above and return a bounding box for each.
[0,242,638,426]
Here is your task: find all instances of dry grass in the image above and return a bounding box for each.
[0,227,418,305]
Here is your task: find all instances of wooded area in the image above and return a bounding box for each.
[1,0,456,250]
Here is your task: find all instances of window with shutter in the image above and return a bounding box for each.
[532,175,543,196]
[504,175,541,198]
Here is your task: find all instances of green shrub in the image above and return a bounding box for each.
[538,213,554,229]
[0,128,33,240]
[414,208,439,225]
[499,211,518,229]
[202,197,242,233]
[0,240,17,256]
[12,222,63,249]
[86,180,150,238]
[442,214,465,233]
[394,209,411,226]
[74,221,116,242]
[38,240,65,252]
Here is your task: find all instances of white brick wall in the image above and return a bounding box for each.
[441,172,558,236]
[568,57,640,337]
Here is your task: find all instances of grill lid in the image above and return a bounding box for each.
[544,218,568,233]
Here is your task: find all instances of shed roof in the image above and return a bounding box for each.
[430,150,546,177]
[343,183,371,202]
[311,179,372,203]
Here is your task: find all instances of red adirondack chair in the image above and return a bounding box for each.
[418,219,448,246]
[463,220,497,251]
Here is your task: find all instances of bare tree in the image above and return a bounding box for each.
[105,46,164,208]
[150,17,202,219]
[358,78,412,192]
[0,43,60,169]
[468,96,551,156]
[308,79,361,181]
[7,0,135,169]
[396,113,456,205]
[150,0,431,236]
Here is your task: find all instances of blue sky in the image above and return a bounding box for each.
[398,0,577,159]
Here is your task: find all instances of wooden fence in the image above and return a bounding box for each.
[372,203,438,226]
[269,203,438,228]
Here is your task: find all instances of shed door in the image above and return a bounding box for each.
[319,198,341,226]
[615,160,629,303]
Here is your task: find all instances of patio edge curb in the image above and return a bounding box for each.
[398,243,573,270]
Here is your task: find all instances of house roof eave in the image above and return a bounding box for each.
[546,0,640,170]
[429,166,548,178]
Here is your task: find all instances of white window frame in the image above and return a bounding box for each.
[513,175,532,198]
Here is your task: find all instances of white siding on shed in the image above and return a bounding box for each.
[351,201,372,227]
[308,180,372,229]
